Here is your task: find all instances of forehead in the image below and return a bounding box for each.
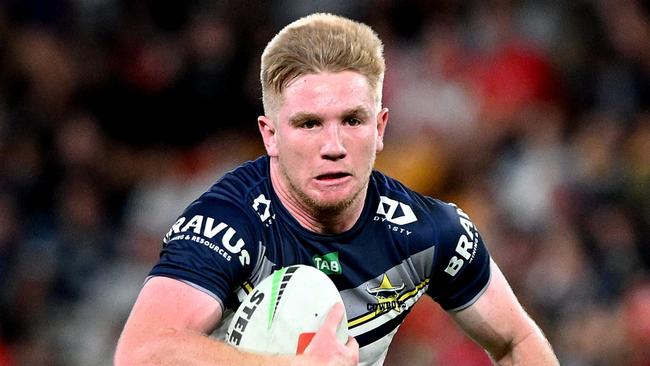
[278,71,376,118]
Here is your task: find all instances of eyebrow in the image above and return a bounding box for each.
[288,112,322,127]
[341,106,371,119]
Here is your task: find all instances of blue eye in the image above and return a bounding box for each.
[301,120,318,129]
[345,117,362,126]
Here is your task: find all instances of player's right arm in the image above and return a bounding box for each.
[114,276,358,366]
[115,275,243,365]
[114,191,357,365]
[114,276,285,365]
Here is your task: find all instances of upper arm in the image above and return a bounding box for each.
[449,259,540,360]
[115,276,223,360]
[426,201,491,311]
[150,197,260,307]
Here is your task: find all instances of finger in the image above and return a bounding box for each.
[345,336,359,351]
[346,336,360,364]
[319,302,345,333]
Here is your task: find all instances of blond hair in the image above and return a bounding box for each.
[260,13,385,116]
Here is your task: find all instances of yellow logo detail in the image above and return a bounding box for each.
[366,274,406,314]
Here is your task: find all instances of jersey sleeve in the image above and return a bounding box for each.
[426,201,491,311]
[148,195,260,309]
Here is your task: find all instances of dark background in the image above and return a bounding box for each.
[0,1,648,365]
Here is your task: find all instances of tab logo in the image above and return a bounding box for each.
[312,252,342,275]
[376,196,417,225]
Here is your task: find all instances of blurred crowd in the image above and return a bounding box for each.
[0,1,648,365]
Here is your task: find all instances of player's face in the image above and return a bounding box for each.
[260,71,388,214]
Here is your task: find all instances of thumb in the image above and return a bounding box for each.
[345,336,359,352]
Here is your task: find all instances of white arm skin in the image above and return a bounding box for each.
[450,260,560,366]
[114,276,358,366]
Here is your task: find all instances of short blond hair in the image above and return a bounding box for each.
[261,13,385,116]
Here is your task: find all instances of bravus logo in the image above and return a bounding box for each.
[443,203,479,277]
[164,215,250,266]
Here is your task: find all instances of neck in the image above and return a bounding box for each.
[269,159,367,235]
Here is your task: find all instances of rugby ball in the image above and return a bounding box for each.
[225,264,348,354]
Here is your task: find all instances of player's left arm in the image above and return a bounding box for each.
[450,259,559,366]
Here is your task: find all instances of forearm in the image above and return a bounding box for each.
[491,329,559,366]
[451,260,559,366]
[115,327,295,366]
[113,277,298,365]
[115,278,357,366]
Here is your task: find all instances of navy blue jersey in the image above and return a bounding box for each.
[150,156,491,365]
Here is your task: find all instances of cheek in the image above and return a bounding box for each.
[280,137,306,157]
[286,131,319,153]
[277,137,310,169]
[357,131,379,155]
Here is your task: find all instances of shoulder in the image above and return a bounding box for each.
[371,170,489,279]
[371,170,462,233]
[178,156,271,223]
[162,157,272,265]
[204,156,270,205]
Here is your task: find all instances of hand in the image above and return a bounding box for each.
[296,302,359,366]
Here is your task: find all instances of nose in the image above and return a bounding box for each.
[320,123,347,160]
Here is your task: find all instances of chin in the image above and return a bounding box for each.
[308,190,360,213]
[310,199,354,214]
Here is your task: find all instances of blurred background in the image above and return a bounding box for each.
[0,0,648,365]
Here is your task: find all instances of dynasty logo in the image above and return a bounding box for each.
[366,274,407,314]
[374,196,417,236]
[252,193,274,226]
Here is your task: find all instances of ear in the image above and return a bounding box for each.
[376,107,389,153]
[258,115,279,157]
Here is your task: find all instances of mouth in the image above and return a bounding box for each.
[315,172,352,181]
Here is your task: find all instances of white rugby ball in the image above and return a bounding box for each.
[225,264,348,354]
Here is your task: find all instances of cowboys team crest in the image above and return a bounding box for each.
[366,273,407,314]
